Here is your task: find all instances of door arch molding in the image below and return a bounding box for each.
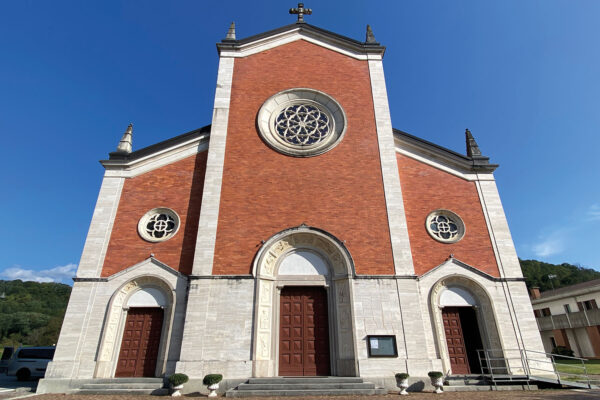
[429,274,503,374]
[252,225,358,377]
[95,275,175,378]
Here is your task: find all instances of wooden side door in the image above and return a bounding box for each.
[115,307,164,377]
[279,287,330,376]
[442,307,470,374]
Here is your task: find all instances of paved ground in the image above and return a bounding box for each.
[0,374,37,399]
[10,390,600,400]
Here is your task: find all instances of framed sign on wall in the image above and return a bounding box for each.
[366,335,398,357]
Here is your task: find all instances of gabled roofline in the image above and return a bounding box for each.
[217,22,385,58]
[100,123,496,175]
[102,125,211,165]
[419,257,524,282]
[394,128,498,173]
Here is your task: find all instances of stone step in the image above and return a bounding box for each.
[77,388,169,396]
[81,382,165,390]
[226,388,387,397]
[443,384,537,392]
[83,378,164,384]
[445,379,489,386]
[247,377,364,384]
[237,382,375,390]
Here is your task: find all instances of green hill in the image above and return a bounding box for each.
[0,280,71,348]
[519,259,600,291]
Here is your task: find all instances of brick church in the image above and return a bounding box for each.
[39,4,545,394]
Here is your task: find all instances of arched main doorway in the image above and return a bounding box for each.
[430,276,503,375]
[252,226,358,378]
[95,277,174,378]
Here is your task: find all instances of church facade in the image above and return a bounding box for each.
[39,13,545,393]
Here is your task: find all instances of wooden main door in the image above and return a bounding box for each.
[442,307,470,374]
[279,287,330,376]
[115,307,164,377]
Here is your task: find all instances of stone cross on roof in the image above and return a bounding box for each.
[289,3,312,23]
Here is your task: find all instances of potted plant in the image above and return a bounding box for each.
[395,373,410,395]
[428,371,444,394]
[203,374,223,398]
[168,373,189,397]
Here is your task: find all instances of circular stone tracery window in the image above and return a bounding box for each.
[425,210,465,243]
[138,208,180,243]
[257,88,347,157]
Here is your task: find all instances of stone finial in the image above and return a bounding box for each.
[225,22,236,40]
[465,128,482,157]
[366,24,377,43]
[115,123,133,154]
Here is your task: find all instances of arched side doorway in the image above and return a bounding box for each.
[252,226,358,378]
[95,276,175,378]
[430,276,503,375]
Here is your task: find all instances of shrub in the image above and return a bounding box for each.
[428,371,443,379]
[203,374,223,386]
[552,346,575,357]
[395,373,409,380]
[168,373,189,386]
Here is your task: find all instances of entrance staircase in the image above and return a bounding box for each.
[74,378,168,395]
[225,377,386,397]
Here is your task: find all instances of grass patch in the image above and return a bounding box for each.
[555,359,600,376]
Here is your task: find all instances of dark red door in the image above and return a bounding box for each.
[115,307,163,377]
[279,287,330,376]
[442,307,470,374]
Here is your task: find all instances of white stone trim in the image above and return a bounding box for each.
[368,59,415,275]
[76,174,125,278]
[395,146,494,182]
[192,56,235,275]
[220,30,382,61]
[103,137,209,178]
[475,179,523,278]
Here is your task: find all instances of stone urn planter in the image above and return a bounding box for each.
[395,373,410,395]
[203,374,223,398]
[428,371,444,394]
[168,373,189,397]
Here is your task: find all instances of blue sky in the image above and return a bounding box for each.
[1,1,599,284]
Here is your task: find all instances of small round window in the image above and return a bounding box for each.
[138,208,180,243]
[425,210,465,243]
[257,88,347,157]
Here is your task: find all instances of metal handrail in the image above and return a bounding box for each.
[476,348,593,389]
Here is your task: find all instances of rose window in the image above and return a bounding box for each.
[257,88,347,157]
[138,208,180,243]
[425,210,465,243]
[275,104,331,146]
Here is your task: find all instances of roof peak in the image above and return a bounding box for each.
[216,22,386,58]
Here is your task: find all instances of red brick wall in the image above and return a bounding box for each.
[396,154,499,276]
[101,152,208,276]
[212,40,394,275]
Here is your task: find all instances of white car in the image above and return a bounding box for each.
[7,347,55,381]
